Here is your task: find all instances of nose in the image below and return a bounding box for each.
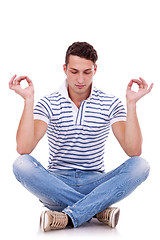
[77,73,85,84]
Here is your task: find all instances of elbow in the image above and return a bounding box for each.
[16,144,33,155]
[126,147,142,157]
[128,151,142,158]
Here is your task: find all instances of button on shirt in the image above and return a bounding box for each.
[34,80,126,172]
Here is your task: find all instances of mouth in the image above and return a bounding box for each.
[75,84,85,89]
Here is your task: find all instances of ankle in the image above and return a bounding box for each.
[67,216,74,227]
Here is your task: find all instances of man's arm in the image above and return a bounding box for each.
[112,77,153,157]
[9,75,48,154]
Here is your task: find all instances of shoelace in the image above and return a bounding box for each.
[106,210,110,222]
[99,209,110,223]
[50,213,67,229]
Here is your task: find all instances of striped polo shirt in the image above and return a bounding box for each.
[34,80,126,172]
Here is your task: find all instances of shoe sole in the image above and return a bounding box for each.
[40,211,47,232]
[110,208,120,228]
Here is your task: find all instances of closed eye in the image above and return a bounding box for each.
[84,71,92,74]
[84,68,93,74]
[71,71,78,74]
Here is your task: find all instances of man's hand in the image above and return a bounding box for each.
[126,77,153,104]
[9,74,34,100]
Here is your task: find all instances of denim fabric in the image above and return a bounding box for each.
[13,154,150,227]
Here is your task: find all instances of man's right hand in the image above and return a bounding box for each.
[9,74,34,100]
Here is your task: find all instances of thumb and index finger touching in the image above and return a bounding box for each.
[9,74,33,90]
[127,77,154,94]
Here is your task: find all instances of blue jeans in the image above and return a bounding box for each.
[13,154,150,228]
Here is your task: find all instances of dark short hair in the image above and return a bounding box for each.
[65,42,98,66]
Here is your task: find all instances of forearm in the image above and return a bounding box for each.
[125,102,142,156]
[16,99,35,154]
[112,78,153,157]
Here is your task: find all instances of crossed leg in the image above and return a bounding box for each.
[13,154,150,228]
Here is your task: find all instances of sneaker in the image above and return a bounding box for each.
[40,211,68,232]
[96,207,120,228]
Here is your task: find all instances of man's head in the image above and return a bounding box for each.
[65,42,98,67]
[63,42,98,102]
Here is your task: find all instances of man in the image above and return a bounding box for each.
[9,42,153,232]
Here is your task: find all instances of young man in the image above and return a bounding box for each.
[9,42,153,232]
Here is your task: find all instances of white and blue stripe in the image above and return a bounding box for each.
[34,80,126,172]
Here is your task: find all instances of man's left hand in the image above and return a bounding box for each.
[126,77,154,104]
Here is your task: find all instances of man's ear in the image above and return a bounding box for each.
[94,64,97,75]
[63,64,67,74]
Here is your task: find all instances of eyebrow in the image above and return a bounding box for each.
[69,68,92,71]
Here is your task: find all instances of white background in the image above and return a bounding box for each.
[0,0,160,239]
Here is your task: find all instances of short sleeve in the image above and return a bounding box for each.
[109,97,126,125]
[33,96,53,124]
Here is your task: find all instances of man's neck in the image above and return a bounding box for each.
[68,86,92,108]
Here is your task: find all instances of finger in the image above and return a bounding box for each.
[9,74,17,86]
[132,78,148,90]
[139,83,154,98]
[9,84,17,90]
[127,80,133,90]
[14,76,28,84]
[139,77,148,89]
[139,77,147,84]
[15,76,33,87]
[127,79,142,90]
[25,76,33,86]
[9,82,20,91]
[131,79,142,84]
[147,83,154,93]
[127,79,141,90]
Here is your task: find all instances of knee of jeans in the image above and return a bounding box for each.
[13,154,34,180]
[128,156,150,180]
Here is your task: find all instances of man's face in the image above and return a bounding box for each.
[63,55,97,98]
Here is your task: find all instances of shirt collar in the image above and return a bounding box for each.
[58,79,95,101]
[58,79,70,100]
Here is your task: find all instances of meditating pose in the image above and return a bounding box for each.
[9,42,153,232]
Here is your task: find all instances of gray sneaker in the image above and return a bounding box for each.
[96,207,120,228]
[40,211,68,232]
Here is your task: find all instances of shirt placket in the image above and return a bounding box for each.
[75,101,86,125]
